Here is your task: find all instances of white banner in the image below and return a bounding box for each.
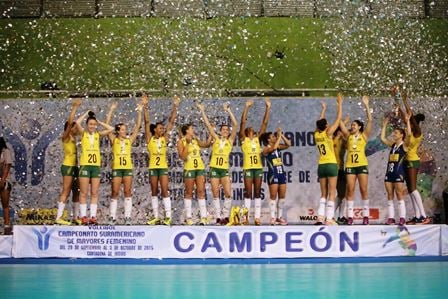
[0,236,13,258]
[12,225,442,259]
[442,225,448,256]
[0,97,446,225]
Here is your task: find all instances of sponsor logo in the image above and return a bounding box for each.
[32,226,55,251]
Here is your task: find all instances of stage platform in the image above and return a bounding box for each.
[1,225,447,262]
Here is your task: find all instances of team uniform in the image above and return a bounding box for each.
[265,148,286,185]
[181,138,205,178]
[111,137,133,177]
[405,134,422,169]
[209,138,232,178]
[148,136,169,177]
[61,138,78,177]
[241,137,263,178]
[79,132,101,178]
[345,134,368,175]
[314,130,338,178]
[384,142,406,183]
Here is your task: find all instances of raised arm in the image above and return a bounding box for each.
[327,93,343,136]
[165,95,180,136]
[319,101,327,120]
[105,102,118,141]
[129,103,143,144]
[197,103,219,140]
[224,103,238,143]
[239,99,253,140]
[97,120,114,136]
[259,98,271,135]
[362,95,373,138]
[198,133,213,148]
[404,111,412,149]
[279,131,291,150]
[142,94,151,143]
[262,128,283,155]
[380,117,394,147]
[62,98,81,141]
[339,114,350,138]
[75,110,91,135]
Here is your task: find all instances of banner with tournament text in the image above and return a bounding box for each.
[12,225,442,258]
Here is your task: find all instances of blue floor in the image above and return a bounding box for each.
[1,261,447,298]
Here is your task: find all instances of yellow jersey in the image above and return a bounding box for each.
[345,134,368,168]
[314,131,337,165]
[241,137,262,170]
[333,136,346,170]
[406,134,422,161]
[182,138,205,171]
[210,138,232,169]
[148,136,168,169]
[62,138,77,167]
[112,137,133,170]
[80,132,101,166]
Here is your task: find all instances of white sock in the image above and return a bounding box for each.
[80,203,87,218]
[56,202,65,219]
[326,200,335,220]
[151,196,159,218]
[387,200,395,219]
[198,199,207,218]
[362,199,370,217]
[110,198,118,219]
[124,197,132,218]
[223,198,232,218]
[398,199,406,219]
[277,198,286,219]
[409,192,419,218]
[412,190,426,218]
[254,197,261,219]
[213,198,221,218]
[90,204,97,218]
[244,197,251,211]
[73,202,80,219]
[163,197,171,218]
[318,198,326,217]
[339,198,346,218]
[269,200,277,218]
[184,199,192,218]
[347,200,354,218]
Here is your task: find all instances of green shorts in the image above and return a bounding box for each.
[345,166,369,175]
[317,163,338,178]
[406,160,420,169]
[79,165,101,178]
[243,169,263,179]
[210,167,229,178]
[112,169,133,178]
[184,169,205,179]
[149,168,169,177]
[61,165,79,177]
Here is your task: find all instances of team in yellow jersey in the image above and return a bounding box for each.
[55,98,82,226]
[145,95,180,226]
[314,95,343,225]
[197,102,238,225]
[54,93,430,227]
[105,100,143,225]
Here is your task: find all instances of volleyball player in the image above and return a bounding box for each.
[75,110,114,225]
[197,102,238,225]
[105,100,143,225]
[177,123,212,225]
[314,94,343,225]
[339,96,372,225]
[55,98,81,225]
[239,98,271,225]
[145,95,179,225]
[399,90,431,224]
[380,116,410,225]
[260,127,291,225]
